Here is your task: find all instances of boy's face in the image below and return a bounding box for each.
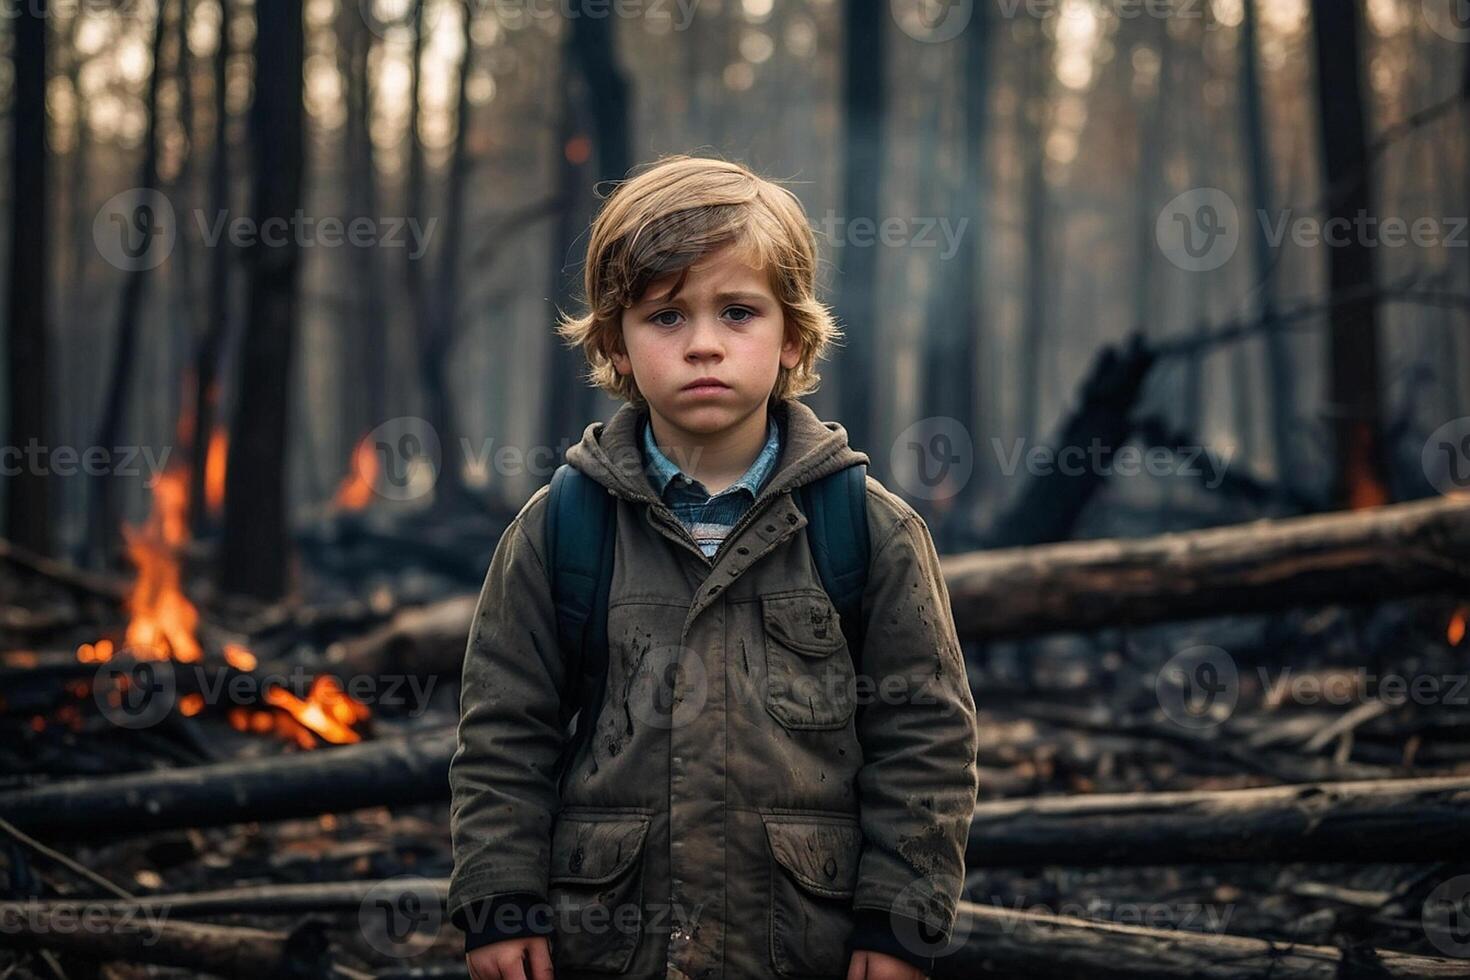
[611,242,801,440]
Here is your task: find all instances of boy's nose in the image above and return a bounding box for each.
[683,316,725,357]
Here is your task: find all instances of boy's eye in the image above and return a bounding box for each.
[647,306,759,327]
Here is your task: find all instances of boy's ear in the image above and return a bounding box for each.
[779,331,802,372]
[609,329,632,376]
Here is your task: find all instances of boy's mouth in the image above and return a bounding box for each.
[681,377,732,394]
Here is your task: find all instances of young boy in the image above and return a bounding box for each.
[448,155,980,980]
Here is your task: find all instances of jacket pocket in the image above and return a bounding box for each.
[762,591,856,730]
[547,809,651,974]
[763,812,862,978]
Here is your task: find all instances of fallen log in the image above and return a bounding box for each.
[323,595,478,678]
[945,493,1470,639]
[967,775,1470,867]
[29,880,1462,980]
[36,878,1462,980]
[10,880,441,916]
[937,899,1470,979]
[0,536,128,602]
[0,729,456,837]
[0,905,328,978]
[295,495,1470,658]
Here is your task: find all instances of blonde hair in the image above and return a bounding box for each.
[554,154,841,406]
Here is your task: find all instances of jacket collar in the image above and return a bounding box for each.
[566,397,870,505]
[641,412,781,500]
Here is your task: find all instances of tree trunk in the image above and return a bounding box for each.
[5,0,50,555]
[921,5,988,548]
[966,776,1470,867]
[88,0,169,567]
[188,0,233,538]
[0,729,456,836]
[1016,27,1053,448]
[419,0,477,512]
[1309,0,1389,509]
[544,10,631,449]
[835,0,884,458]
[219,0,305,599]
[940,901,1470,979]
[949,493,1470,639]
[1240,0,1297,505]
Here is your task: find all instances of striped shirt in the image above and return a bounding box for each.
[641,414,782,559]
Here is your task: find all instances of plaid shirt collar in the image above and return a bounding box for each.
[641,412,782,502]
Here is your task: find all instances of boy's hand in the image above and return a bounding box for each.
[846,949,928,980]
[466,936,553,980]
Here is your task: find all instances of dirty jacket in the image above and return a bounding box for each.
[448,396,981,979]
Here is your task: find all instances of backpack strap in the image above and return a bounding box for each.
[546,463,616,773]
[795,463,870,674]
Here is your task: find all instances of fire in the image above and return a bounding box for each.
[225,676,371,749]
[1449,605,1468,646]
[118,468,201,662]
[265,676,371,746]
[1344,420,1389,510]
[205,426,228,517]
[333,434,378,511]
[70,440,373,747]
[224,643,257,671]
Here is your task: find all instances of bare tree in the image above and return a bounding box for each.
[921,4,989,545]
[1309,0,1389,508]
[835,0,885,457]
[6,0,50,554]
[188,0,233,538]
[220,0,305,599]
[1016,24,1053,450]
[1239,0,1297,504]
[88,0,169,565]
[543,11,630,450]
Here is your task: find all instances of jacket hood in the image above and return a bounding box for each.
[564,397,870,505]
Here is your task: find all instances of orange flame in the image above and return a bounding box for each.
[116,469,201,663]
[1449,605,1468,647]
[1344,421,1389,510]
[264,676,371,746]
[70,429,373,747]
[333,434,378,511]
[205,426,228,517]
[224,643,257,672]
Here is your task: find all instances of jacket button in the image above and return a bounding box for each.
[786,513,798,524]
[707,586,718,596]
[764,524,776,532]
[737,546,749,555]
